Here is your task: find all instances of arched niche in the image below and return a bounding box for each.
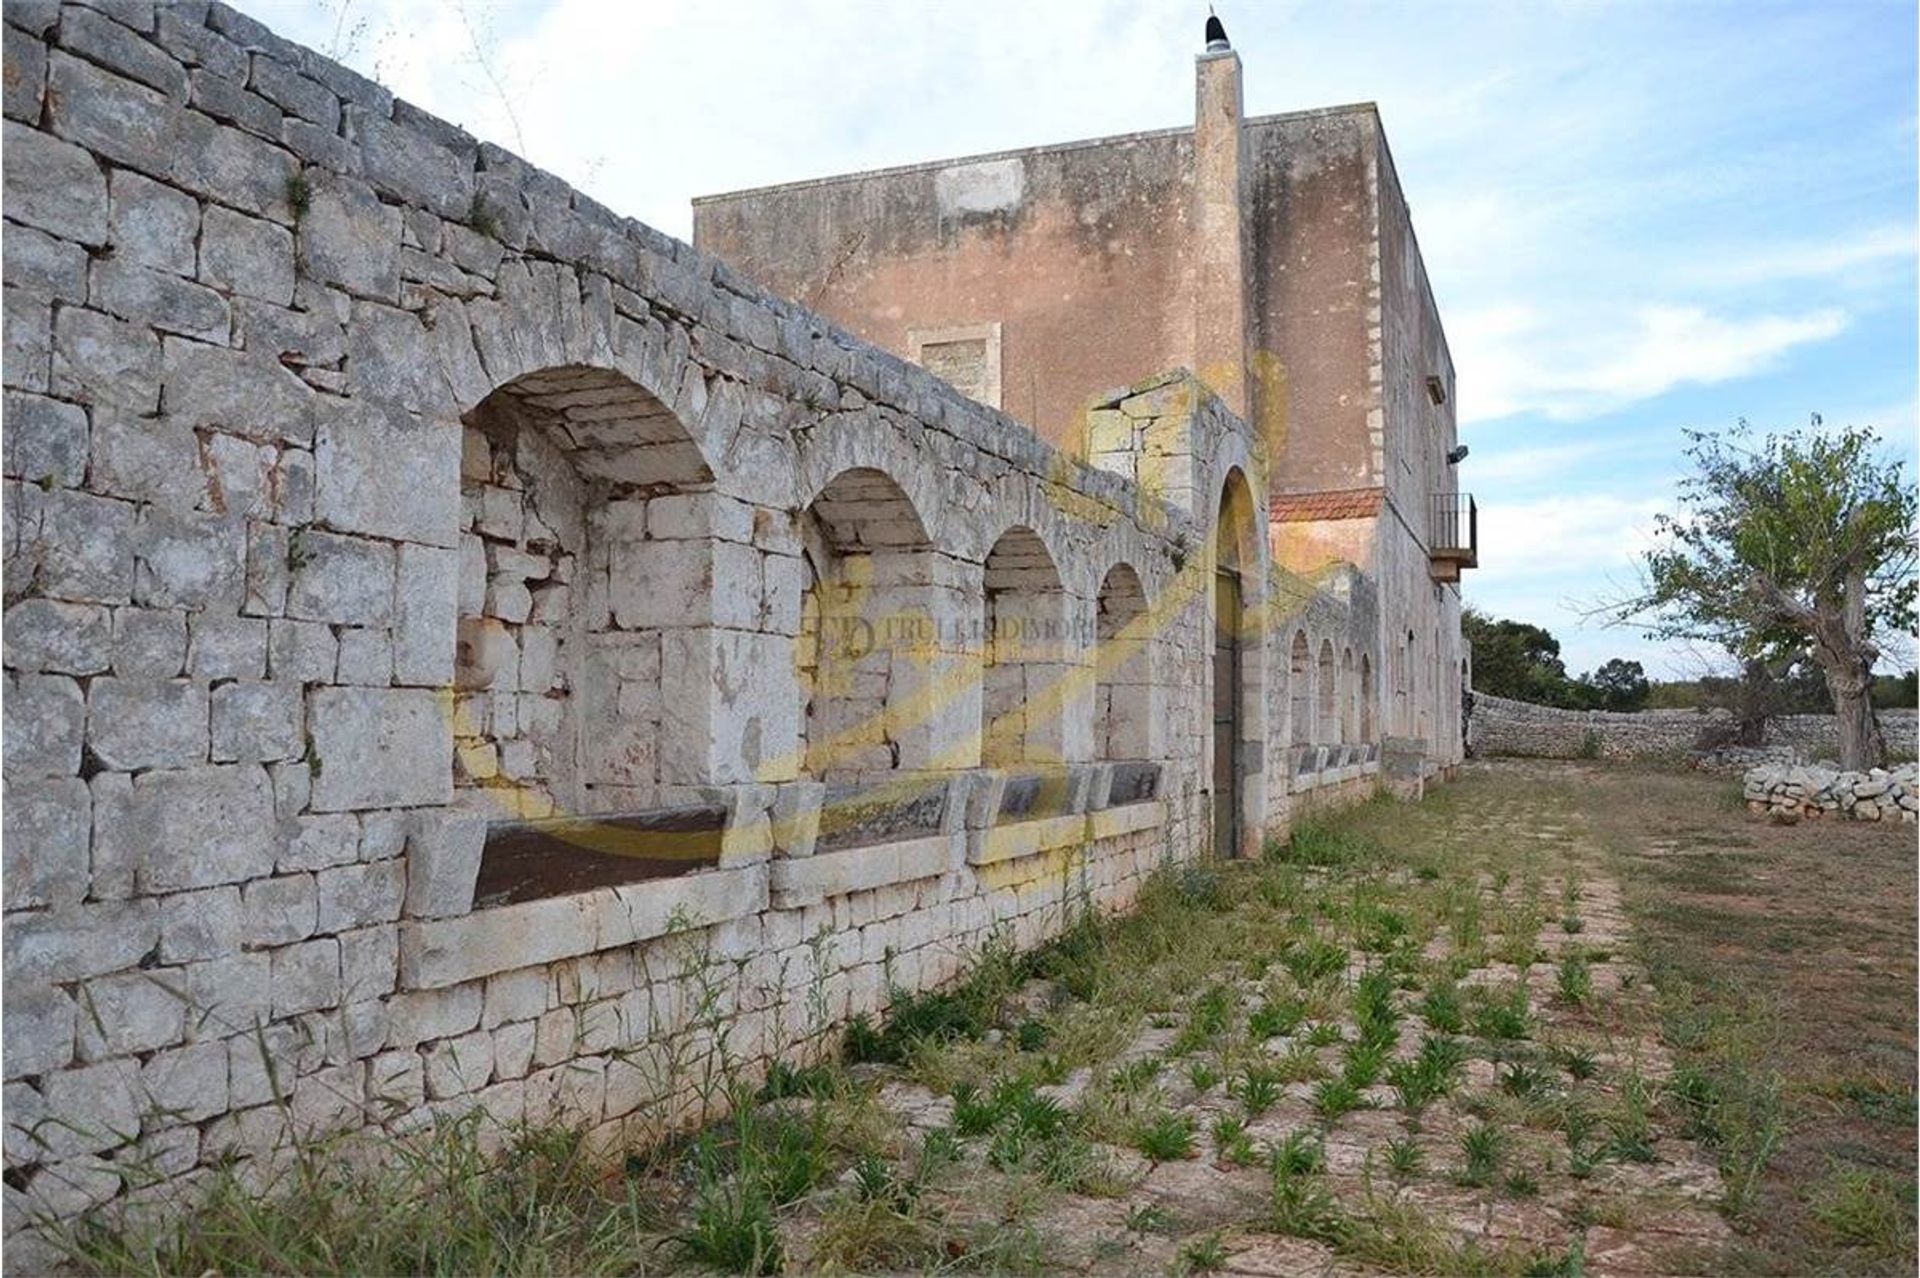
[981,526,1069,767]
[1093,562,1154,761]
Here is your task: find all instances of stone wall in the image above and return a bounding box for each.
[1469,691,1919,764]
[0,0,1415,1243]
[1743,762,1917,824]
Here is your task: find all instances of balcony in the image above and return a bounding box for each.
[1429,492,1477,581]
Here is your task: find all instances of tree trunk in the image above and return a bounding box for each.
[1814,568,1886,771]
[1824,661,1886,771]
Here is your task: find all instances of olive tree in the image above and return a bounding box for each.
[1611,420,1916,770]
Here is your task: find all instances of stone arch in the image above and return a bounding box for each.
[1212,466,1267,857]
[1341,647,1358,743]
[795,467,941,779]
[981,525,1070,766]
[1094,562,1153,761]
[454,365,716,822]
[1317,639,1339,744]
[793,411,948,546]
[1361,653,1376,744]
[1289,631,1313,748]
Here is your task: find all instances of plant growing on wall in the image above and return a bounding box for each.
[1609,419,1917,770]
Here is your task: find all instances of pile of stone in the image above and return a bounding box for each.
[1742,762,1919,823]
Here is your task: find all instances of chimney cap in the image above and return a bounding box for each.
[1204,10,1230,53]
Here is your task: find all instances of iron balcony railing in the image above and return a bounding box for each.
[1430,492,1477,564]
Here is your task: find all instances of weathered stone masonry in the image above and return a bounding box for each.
[0,0,1402,1237]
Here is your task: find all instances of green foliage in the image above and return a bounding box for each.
[1458,1122,1503,1187]
[1420,983,1466,1035]
[1134,1110,1198,1161]
[1556,954,1594,1007]
[1311,1075,1365,1120]
[1248,996,1306,1040]
[1615,420,1917,767]
[1179,1232,1230,1274]
[1384,1135,1425,1178]
[1233,1062,1284,1116]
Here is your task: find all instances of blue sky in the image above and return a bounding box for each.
[243,0,1920,678]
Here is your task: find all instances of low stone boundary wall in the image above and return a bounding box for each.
[1470,691,1917,766]
[1742,762,1918,824]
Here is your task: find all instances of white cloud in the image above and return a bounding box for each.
[1454,303,1848,424]
[1476,492,1667,581]
[1686,223,1917,287]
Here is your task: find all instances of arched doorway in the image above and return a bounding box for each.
[1212,468,1261,858]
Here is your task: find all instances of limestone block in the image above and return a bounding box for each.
[85,676,208,770]
[156,885,243,963]
[366,1049,425,1116]
[142,1039,229,1126]
[111,607,188,678]
[770,781,825,859]
[59,7,187,100]
[241,873,317,946]
[315,859,406,934]
[2,598,109,675]
[76,968,189,1060]
[306,684,451,812]
[273,813,357,876]
[3,983,75,1079]
[271,937,340,1016]
[106,167,198,274]
[5,224,85,312]
[384,983,483,1049]
[399,891,601,991]
[210,678,302,762]
[2,391,89,486]
[2,775,91,908]
[492,1021,535,1081]
[82,770,137,901]
[338,923,399,1004]
[199,205,295,304]
[161,336,316,445]
[2,120,108,245]
[314,398,459,547]
[268,617,336,682]
[3,25,46,124]
[286,529,393,625]
[335,627,391,684]
[482,968,547,1028]
[393,542,458,686]
[86,405,201,511]
[134,763,277,891]
[5,671,85,776]
[298,170,401,299]
[349,104,472,220]
[38,1058,141,1157]
[183,950,270,1037]
[769,834,950,909]
[4,286,52,391]
[53,306,162,413]
[89,256,230,343]
[423,1030,492,1100]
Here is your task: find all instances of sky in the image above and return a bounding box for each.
[241,0,1920,679]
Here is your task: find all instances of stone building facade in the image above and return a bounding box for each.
[0,3,1459,1239]
[694,28,1473,783]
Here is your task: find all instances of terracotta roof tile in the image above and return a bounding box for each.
[1268,487,1384,523]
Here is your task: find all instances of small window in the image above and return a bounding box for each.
[1424,374,1447,405]
[909,322,1002,409]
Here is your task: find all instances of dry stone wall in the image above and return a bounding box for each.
[1469,691,1917,766]
[1743,762,1918,824]
[0,0,1385,1244]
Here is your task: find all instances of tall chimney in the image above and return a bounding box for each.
[1192,14,1249,418]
